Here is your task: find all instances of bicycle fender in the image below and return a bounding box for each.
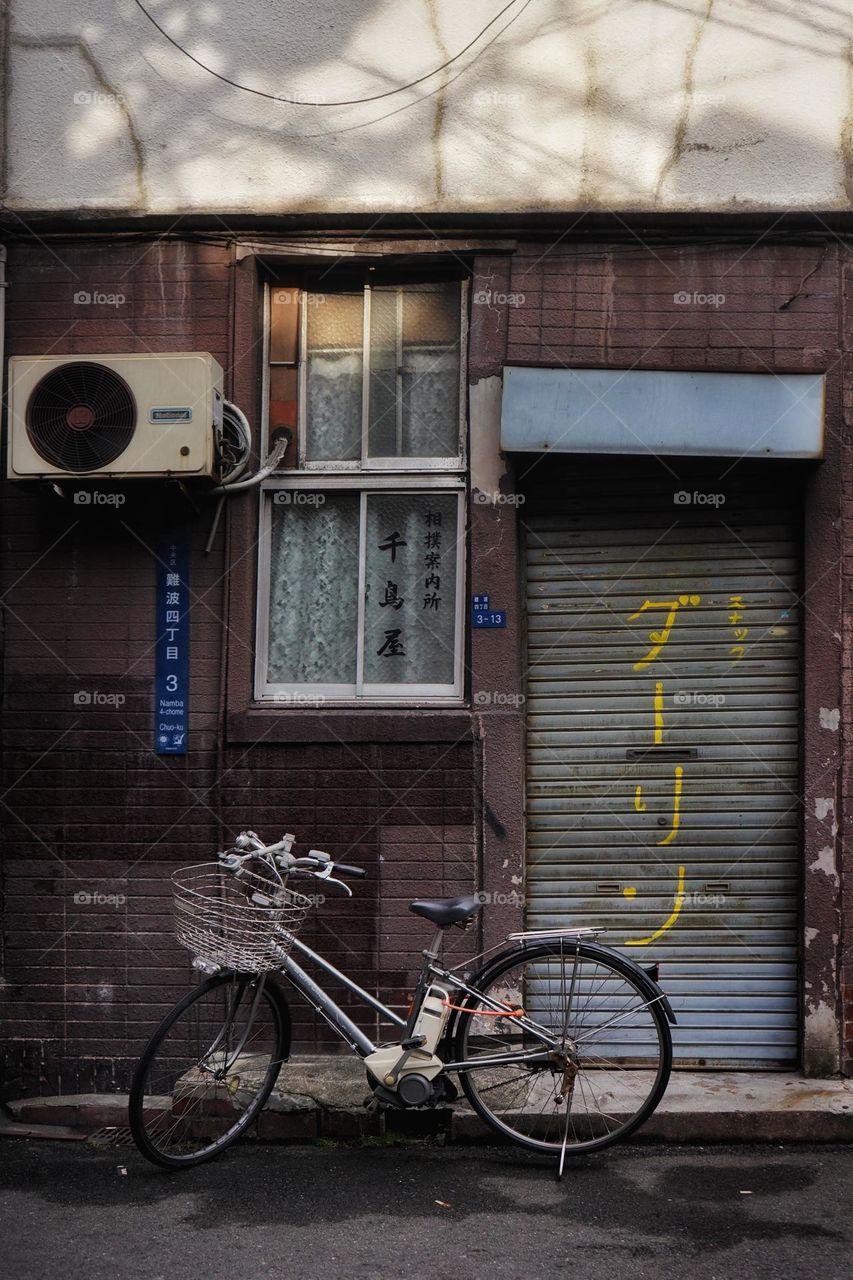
[443,939,677,1041]
[260,973,294,1058]
[220,970,294,1059]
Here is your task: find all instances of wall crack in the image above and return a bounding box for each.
[655,0,715,202]
[14,34,146,206]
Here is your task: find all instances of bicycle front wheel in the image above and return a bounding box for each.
[454,941,672,1156]
[129,972,288,1168]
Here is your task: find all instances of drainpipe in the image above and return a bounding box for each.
[0,245,6,381]
[0,245,6,1020]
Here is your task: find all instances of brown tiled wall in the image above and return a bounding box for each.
[0,239,478,1095]
[2,233,851,1089]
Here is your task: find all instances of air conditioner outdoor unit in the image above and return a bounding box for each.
[6,352,224,479]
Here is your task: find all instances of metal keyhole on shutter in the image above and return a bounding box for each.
[524,465,801,1068]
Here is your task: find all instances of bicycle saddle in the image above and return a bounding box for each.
[409,894,483,927]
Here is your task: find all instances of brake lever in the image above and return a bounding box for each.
[319,874,352,898]
[304,861,352,897]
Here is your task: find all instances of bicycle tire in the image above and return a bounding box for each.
[129,972,289,1169]
[453,940,673,1157]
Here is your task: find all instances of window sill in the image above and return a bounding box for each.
[227,707,478,744]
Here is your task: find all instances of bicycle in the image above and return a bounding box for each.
[128,830,676,1175]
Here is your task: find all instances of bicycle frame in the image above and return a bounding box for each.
[269,925,559,1072]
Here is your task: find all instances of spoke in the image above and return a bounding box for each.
[135,981,279,1160]
[575,1069,621,1128]
[461,951,667,1154]
[472,1071,538,1097]
[574,996,664,1044]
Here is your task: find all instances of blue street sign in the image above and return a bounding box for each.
[471,593,507,628]
[155,539,190,754]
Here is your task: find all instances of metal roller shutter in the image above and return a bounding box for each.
[524,468,801,1068]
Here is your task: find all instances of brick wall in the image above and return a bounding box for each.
[506,241,838,372]
[1,232,851,1089]
[0,238,479,1096]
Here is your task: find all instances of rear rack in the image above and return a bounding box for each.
[507,927,604,941]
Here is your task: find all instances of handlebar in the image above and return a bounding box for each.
[334,862,367,879]
[218,831,365,896]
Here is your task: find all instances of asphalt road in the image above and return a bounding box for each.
[0,1138,851,1280]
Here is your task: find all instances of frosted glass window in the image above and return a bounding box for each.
[366,289,399,457]
[263,275,465,702]
[262,490,461,698]
[304,294,362,461]
[368,283,461,460]
[267,493,359,684]
[363,492,458,686]
[296,282,462,465]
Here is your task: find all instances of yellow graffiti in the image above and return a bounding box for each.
[729,594,748,660]
[621,592,700,950]
[624,865,686,946]
[657,765,684,846]
[653,680,665,744]
[628,595,701,670]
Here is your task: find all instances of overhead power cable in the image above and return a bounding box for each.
[132,0,525,106]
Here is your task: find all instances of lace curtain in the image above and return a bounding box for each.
[305,284,460,463]
[267,492,458,689]
[267,494,360,685]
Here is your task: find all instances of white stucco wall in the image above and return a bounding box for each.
[4,0,852,215]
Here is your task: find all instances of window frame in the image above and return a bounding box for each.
[258,273,469,708]
[255,475,467,706]
[290,279,468,472]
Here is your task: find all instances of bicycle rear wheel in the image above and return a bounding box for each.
[129,972,288,1168]
[454,941,672,1156]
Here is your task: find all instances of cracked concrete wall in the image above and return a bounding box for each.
[3,0,853,215]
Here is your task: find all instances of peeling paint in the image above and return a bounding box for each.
[804,927,818,948]
[469,376,505,496]
[809,846,840,887]
[819,706,840,731]
[804,1000,839,1076]
[814,797,835,822]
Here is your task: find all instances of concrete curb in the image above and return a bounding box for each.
[6,1061,853,1145]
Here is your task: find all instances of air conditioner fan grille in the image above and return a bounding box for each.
[26,362,137,472]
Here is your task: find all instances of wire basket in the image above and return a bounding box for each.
[172,862,312,973]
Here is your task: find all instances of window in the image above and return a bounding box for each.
[257,276,467,704]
